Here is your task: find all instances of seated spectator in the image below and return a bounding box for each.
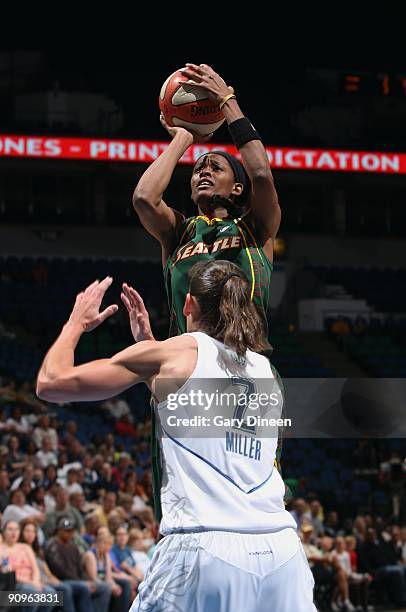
[33,415,58,452]
[45,517,111,612]
[29,486,47,514]
[43,487,83,539]
[324,511,339,538]
[107,512,125,537]
[11,463,35,491]
[95,465,118,495]
[345,535,373,610]
[44,464,58,489]
[110,524,143,581]
[332,536,371,611]
[123,473,149,514]
[0,521,55,611]
[7,435,26,477]
[109,525,141,598]
[19,477,34,499]
[112,453,132,490]
[101,396,131,422]
[65,469,83,496]
[306,499,324,540]
[103,434,117,463]
[26,440,39,462]
[6,405,32,436]
[69,492,88,519]
[81,514,100,548]
[1,489,44,528]
[81,454,98,498]
[114,414,138,439]
[301,524,335,602]
[59,421,78,448]
[290,498,309,530]
[84,530,130,612]
[92,491,118,528]
[57,452,82,489]
[36,436,58,469]
[20,519,76,612]
[128,528,151,577]
[0,469,10,512]
[353,516,367,545]
[66,439,85,464]
[359,527,406,608]
[319,536,353,612]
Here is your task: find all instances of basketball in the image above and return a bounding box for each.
[159,69,225,136]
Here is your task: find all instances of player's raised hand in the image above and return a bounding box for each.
[160,113,213,144]
[68,277,118,333]
[121,283,155,342]
[180,64,234,106]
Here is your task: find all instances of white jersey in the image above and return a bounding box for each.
[155,332,297,535]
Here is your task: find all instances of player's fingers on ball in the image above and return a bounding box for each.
[181,69,203,83]
[181,66,203,78]
[200,63,214,73]
[185,63,204,73]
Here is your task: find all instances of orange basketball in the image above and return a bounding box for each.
[159,69,225,136]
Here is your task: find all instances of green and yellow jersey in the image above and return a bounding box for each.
[164,214,273,335]
[151,213,278,524]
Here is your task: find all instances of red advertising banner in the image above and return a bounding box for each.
[0,134,405,174]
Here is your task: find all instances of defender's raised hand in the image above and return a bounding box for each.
[68,277,118,333]
[121,283,155,342]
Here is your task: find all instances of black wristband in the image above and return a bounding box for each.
[228,117,262,149]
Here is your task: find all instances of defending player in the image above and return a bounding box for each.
[36,261,316,611]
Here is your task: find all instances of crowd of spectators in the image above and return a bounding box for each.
[0,374,158,612]
[290,497,406,611]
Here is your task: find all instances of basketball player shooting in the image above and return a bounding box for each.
[132,64,289,520]
[133,63,281,338]
[36,261,316,611]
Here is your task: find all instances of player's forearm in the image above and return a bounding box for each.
[133,131,193,207]
[36,321,82,390]
[222,98,274,179]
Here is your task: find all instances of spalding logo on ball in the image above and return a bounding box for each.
[159,69,225,136]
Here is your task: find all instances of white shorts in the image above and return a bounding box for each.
[129,527,317,612]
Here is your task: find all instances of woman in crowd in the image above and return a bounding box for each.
[19,519,75,612]
[0,521,55,612]
[84,530,130,612]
